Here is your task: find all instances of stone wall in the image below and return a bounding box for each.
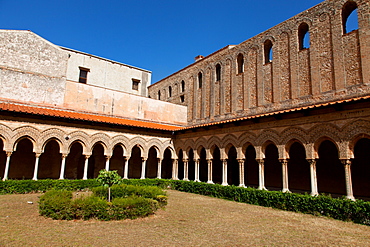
[0,30,68,106]
[64,48,151,96]
[148,0,370,125]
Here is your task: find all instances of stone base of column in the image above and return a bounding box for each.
[282,188,291,193]
[207,181,214,184]
[310,192,319,196]
[222,182,228,186]
[239,184,246,188]
[184,178,189,181]
[258,186,267,190]
[346,195,355,201]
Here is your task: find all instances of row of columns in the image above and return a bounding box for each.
[1,152,178,181]
[180,157,355,200]
[1,151,355,200]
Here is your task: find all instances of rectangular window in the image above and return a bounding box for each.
[132,79,140,90]
[79,67,90,84]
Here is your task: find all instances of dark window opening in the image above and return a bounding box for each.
[198,72,203,89]
[132,79,140,90]
[181,80,185,92]
[298,22,310,50]
[264,40,273,64]
[180,95,185,103]
[342,1,358,34]
[169,86,172,97]
[158,90,161,100]
[216,64,221,81]
[237,53,244,73]
[78,67,90,84]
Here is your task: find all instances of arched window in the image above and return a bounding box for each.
[168,86,172,97]
[298,22,310,50]
[215,64,221,81]
[158,90,161,100]
[237,53,244,73]
[181,80,185,92]
[342,1,359,34]
[198,72,203,89]
[264,39,273,64]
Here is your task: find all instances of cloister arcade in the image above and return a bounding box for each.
[1,118,370,200]
[0,125,176,182]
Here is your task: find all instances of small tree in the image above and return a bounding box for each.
[96,170,122,202]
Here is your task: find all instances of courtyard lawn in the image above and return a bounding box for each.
[0,190,369,246]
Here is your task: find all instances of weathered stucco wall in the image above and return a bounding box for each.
[64,81,187,125]
[148,0,370,125]
[0,30,67,106]
[64,48,151,96]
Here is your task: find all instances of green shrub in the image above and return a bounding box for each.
[111,197,158,220]
[39,190,74,220]
[92,184,167,206]
[38,184,167,221]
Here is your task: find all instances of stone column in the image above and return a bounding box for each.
[59,153,68,180]
[221,159,228,186]
[280,159,290,193]
[341,159,355,200]
[105,155,111,171]
[2,151,12,181]
[195,159,200,182]
[207,159,214,184]
[257,159,266,190]
[156,158,162,179]
[82,155,90,180]
[237,159,245,187]
[123,157,129,179]
[183,159,189,181]
[32,153,42,181]
[172,159,178,180]
[307,159,318,196]
[141,157,147,179]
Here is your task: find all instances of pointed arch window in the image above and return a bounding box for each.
[237,53,244,73]
[181,80,185,92]
[198,72,203,89]
[158,90,161,100]
[168,86,172,97]
[298,22,310,50]
[342,1,359,34]
[215,64,221,81]
[264,39,273,64]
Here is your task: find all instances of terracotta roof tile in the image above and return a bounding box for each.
[0,101,183,131]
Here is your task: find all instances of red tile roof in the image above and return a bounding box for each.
[0,101,184,131]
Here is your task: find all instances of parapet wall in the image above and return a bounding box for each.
[148,0,370,125]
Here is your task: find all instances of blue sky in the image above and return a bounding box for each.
[0,0,324,83]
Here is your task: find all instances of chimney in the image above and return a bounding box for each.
[195,55,204,62]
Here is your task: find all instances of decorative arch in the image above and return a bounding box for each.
[41,137,63,153]
[221,134,239,150]
[280,127,308,146]
[39,128,66,153]
[127,137,147,156]
[308,123,341,144]
[342,0,358,34]
[256,129,280,147]
[67,131,89,154]
[313,136,339,159]
[0,124,13,150]
[194,137,208,151]
[11,126,39,151]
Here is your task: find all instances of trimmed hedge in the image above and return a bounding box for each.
[39,184,167,220]
[120,179,370,226]
[2,178,370,225]
[0,179,99,194]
